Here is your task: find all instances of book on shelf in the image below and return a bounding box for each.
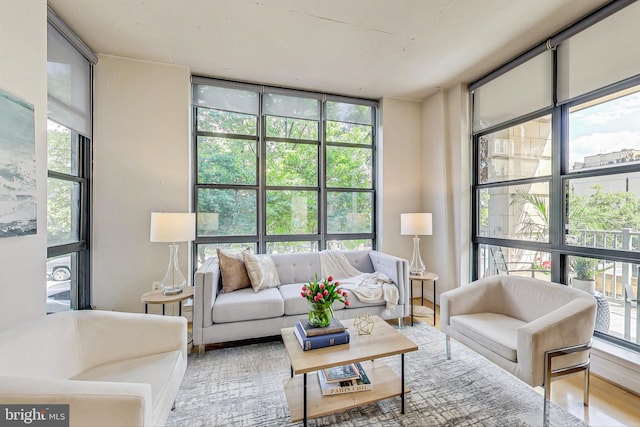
[317,362,372,395]
[293,322,350,351]
[297,318,346,337]
[322,363,360,383]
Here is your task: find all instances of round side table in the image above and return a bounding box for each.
[409,272,438,326]
[141,286,194,316]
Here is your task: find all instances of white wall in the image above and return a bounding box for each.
[378,98,423,259]
[379,92,471,299]
[378,92,470,302]
[92,55,191,314]
[0,1,48,330]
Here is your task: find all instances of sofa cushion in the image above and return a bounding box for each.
[449,313,525,362]
[243,253,281,292]
[279,283,308,315]
[213,287,284,323]
[71,350,183,426]
[217,249,251,293]
[279,283,346,315]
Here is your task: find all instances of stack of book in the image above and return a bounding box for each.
[293,318,350,351]
[317,362,373,395]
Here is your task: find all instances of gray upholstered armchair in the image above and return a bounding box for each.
[440,276,596,411]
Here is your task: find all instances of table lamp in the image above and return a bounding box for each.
[400,213,432,275]
[150,212,196,295]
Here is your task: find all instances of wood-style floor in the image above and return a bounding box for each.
[412,298,640,427]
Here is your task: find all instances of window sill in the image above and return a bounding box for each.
[591,337,640,395]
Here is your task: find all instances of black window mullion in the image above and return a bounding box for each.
[48,171,83,183]
[258,95,266,253]
[320,97,326,250]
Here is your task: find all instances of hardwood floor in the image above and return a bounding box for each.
[412,298,640,427]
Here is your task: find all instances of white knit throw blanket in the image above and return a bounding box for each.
[319,250,399,312]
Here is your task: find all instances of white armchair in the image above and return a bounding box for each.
[0,310,188,427]
[440,276,596,409]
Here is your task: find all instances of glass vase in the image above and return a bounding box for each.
[307,302,333,328]
[161,243,186,295]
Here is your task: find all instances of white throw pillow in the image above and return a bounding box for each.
[243,253,281,292]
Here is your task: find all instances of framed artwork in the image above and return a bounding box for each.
[0,88,36,237]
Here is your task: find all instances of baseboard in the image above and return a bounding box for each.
[590,338,640,396]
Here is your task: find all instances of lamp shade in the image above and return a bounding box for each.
[400,213,432,236]
[150,212,196,242]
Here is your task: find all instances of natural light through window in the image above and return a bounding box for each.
[569,86,640,172]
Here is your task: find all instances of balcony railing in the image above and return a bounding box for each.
[569,227,639,343]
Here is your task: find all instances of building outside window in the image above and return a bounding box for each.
[192,78,376,265]
[471,0,640,350]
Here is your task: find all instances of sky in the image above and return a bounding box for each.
[569,89,640,168]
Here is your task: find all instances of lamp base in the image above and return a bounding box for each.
[162,287,184,296]
[160,243,186,296]
[409,235,425,275]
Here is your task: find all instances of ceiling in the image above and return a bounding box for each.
[47,0,609,101]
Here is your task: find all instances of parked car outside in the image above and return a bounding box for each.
[47,256,71,281]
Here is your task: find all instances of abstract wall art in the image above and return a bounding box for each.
[0,88,36,238]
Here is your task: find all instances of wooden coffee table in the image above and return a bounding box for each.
[281,316,418,426]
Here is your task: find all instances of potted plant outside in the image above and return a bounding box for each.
[571,257,597,294]
[571,256,613,333]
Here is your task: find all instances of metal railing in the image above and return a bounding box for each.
[568,227,640,252]
[568,228,639,342]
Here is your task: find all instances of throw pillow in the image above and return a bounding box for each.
[217,249,251,293]
[243,253,281,292]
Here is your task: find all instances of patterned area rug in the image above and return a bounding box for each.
[167,321,587,426]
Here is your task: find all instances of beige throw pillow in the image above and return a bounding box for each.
[217,249,251,293]
[243,253,281,292]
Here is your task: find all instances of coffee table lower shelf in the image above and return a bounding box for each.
[283,360,410,423]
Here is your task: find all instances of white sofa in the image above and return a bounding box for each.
[193,250,409,351]
[440,275,596,401]
[0,310,188,427]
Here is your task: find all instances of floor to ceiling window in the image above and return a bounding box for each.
[46,9,96,313]
[192,78,377,264]
[471,1,640,349]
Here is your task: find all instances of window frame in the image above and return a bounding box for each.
[471,63,640,350]
[191,78,378,263]
[47,126,92,311]
[46,8,94,313]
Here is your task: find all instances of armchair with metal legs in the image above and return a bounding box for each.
[440,275,596,424]
[543,342,592,422]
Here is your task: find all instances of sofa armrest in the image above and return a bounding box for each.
[193,257,220,344]
[368,251,409,316]
[75,310,187,370]
[0,377,152,427]
[517,298,596,386]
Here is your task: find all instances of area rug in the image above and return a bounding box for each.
[167,321,587,426]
